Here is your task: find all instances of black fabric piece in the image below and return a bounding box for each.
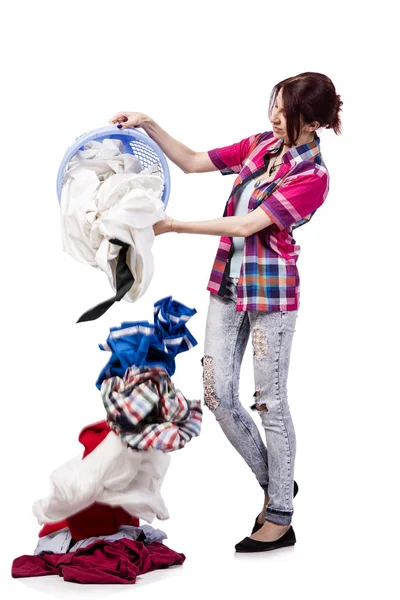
[217,243,234,298]
[217,158,271,298]
[136,531,147,543]
[76,239,135,323]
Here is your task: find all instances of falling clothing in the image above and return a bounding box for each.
[34,524,167,555]
[33,430,170,526]
[80,419,111,457]
[96,296,197,387]
[101,365,202,452]
[39,420,140,540]
[58,504,139,541]
[60,139,167,306]
[12,539,185,584]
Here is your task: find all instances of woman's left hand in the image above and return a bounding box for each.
[153,215,173,236]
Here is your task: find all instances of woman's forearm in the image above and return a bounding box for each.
[172,216,248,237]
[141,116,194,173]
[166,206,274,237]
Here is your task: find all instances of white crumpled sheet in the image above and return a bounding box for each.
[60,138,167,302]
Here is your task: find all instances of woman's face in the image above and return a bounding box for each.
[270,87,318,146]
[270,88,287,141]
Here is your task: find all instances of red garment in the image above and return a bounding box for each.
[39,421,139,540]
[79,420,111,458]
[12,540,185,584]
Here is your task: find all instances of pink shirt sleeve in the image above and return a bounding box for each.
[207,133,261,175]
[260,168,329,230]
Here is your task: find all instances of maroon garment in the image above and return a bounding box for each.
[67,503,140,541]
[39,503,140,541]
[12,539,185,584]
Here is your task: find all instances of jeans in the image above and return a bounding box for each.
[203,277,298,525]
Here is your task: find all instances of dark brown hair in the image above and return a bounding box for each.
[269,72,343,147]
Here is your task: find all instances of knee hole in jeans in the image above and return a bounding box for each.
[202,355,220,410]
[252,328,267,358]
[253,383,268,411]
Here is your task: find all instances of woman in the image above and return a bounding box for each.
[110,71,342,553]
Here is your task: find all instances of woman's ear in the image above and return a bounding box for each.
[308,121,320,132]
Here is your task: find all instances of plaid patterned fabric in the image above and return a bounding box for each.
[101,366,202,452]
[207,131,329,311]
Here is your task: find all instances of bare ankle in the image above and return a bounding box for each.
[257,495,270,523]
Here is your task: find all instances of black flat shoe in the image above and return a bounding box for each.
[235,525,296,553]
[251,480,299,534]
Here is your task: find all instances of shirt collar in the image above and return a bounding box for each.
[286,133,321,165]
[266,138,283,154]
[267,133,321,165]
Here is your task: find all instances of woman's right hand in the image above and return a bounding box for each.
[108,111,149,129]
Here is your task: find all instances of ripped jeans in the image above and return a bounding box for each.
[203,277,298,525]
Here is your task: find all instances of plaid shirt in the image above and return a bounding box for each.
[101,366,202,452]
[207,131,329,311]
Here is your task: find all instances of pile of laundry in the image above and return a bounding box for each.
[12,297,201,584]
[59,138,168,322]
[13,421,184,584]
[12,534,185,584]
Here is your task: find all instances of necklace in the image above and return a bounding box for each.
[268,148,284,176]
[269,159,282,175]
[254,146,286,188]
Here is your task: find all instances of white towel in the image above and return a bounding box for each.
[60,139,167,303]
[32,431,171,524]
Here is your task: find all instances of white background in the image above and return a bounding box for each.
[1,1,399,598]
